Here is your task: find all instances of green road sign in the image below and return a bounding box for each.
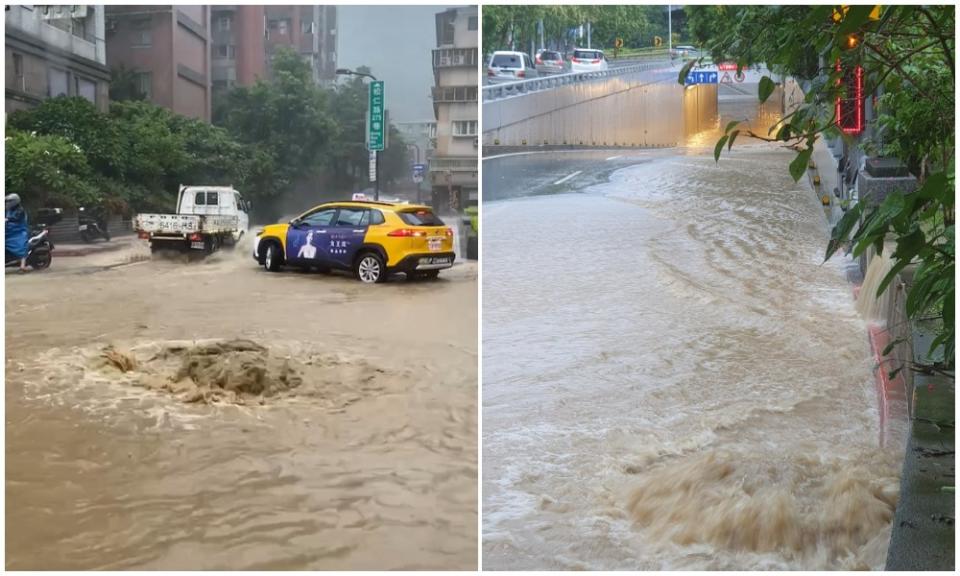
[367,80,385,152]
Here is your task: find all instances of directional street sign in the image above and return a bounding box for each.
[412,163,426,184]
[367,80,385,152]
[685,70,718,85]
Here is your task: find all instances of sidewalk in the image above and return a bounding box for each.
[53,233,139,257]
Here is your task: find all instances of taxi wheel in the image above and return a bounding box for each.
[355,252,386,284]
[263,242,282,272]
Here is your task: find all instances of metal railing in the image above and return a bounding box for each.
[482,59,674,102]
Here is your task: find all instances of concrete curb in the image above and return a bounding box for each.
[54,237,137,257]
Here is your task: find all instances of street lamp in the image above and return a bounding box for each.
[336,68,381,200]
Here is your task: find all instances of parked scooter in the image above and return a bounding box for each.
[78,206,110,243]
[5,208,62,271]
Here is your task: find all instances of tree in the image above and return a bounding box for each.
[686,5,955,367]
[109,65,147,102]
[215,47,338,214]
[5,129,97,210]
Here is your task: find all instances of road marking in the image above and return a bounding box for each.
[605,155,622,161]
[483,151,555,161]
[553,170,583,185]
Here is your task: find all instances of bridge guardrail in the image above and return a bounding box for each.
[482,60,675,102]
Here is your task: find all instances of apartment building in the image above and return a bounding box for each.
[104,5,212,121]
[5,5,110,114]
[210,4,337,96]
[429,6,478,212]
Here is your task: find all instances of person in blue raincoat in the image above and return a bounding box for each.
[6,193,29,271]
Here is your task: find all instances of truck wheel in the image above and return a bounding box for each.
[263,242,282,272]
[355,251,386,284]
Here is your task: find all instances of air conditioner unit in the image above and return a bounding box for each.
[453,54,465,65]
[439,56,451,66]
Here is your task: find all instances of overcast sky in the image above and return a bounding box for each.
[338,5,461,123]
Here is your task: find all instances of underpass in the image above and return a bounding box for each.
[481,64,904,570]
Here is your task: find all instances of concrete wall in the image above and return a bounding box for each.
[482,72,718,148]
[5,5,105,65]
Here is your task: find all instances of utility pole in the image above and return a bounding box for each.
[539,18,544,51]
[336,68,382,200]
[587,21,591,49]
[668,6,672,56]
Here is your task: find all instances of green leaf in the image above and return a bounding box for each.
[888,366,905,380]
[758,75,776,103]
[727,130,740,151]
[714,135,729,163]
[882,338,904,356]
[724,120,741,134]
[788,146,812,182]
[677,59,697,85]
[837,5,875,37]
[824,202,863,262]
[876,258,909,299]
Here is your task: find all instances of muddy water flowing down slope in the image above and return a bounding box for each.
[483,109,904,568]
[6,243,477,570]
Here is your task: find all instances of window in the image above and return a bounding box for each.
[468,16,478,31]
[278,19,289,35]
[76,76,96,104]
[217,16,231,32]
[436,11,455,45]
[134,72,152,100]
[369,210,385,225]
[398,210,444,226]
[573,50,602,60]
[491,53,521,68]
[301,208,336,227]
[214,44,235,59]
[132,18,152,47]
[48,68,68,97]
[301,20,315,34]
[13,53,24,90]
[452,120,477,137]
[335,208,367,227]
[193,191,219,206]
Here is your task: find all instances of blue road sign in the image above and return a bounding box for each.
[412,163,427,176]
[685,70,718,85]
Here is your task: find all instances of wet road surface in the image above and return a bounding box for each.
[6,237,477,570]
[482,101,904,569]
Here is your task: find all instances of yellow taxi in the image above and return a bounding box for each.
[252,200,455,283]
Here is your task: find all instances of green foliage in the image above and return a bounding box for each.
[7,49,411,222]
[483,5,661,53]
[690,5,955,367]
[109,65,147,102]
[216,48,338,203]
[4,129,96,210]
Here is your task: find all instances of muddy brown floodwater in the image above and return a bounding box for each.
[482,91,906,570]
[6,240,477,570]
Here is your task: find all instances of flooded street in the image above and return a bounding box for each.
[6,241,477,570]
[482,94,905,569]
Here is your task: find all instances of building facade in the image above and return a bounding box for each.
[429,6,479,213]
[104,5,212,121]
[210,4,337,96]
[5,5,110,115]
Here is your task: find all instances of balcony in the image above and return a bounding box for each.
[432,48,478,69]
[431,85,478,103]
[429,157,477,172]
